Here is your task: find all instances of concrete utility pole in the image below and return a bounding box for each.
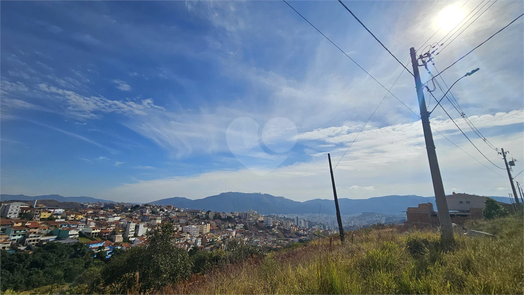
[410,47,454,245]
[500,148,520,205]
[327,153,344,243]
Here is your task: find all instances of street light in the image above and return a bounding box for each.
[429,68,479,115]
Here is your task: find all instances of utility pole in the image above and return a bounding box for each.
[516,181,524,204]
[328,153,344,243]
[500,148,520,205]
[410,47,454,245]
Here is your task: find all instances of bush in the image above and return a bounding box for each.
[483,197,508,219]
[96,223,192,293]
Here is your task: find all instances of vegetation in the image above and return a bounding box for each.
[162,214,523,294]
[0,242,100,292]
[4,213,522,294]
[483,197,509,219]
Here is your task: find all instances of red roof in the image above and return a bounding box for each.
[121,243,132,248]
[0,219,13,226]
[25,222,40,228]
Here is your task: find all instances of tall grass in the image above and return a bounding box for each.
[162,215,523,294]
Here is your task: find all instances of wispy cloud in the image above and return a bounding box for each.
[112,79,131,91]
[98,156,109,160]
[22,119,119,154]
[37,83,161,119]
[115,161,125,167]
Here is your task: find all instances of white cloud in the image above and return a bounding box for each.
[37,83,162,119]
[98,156,109,160]
[102,110,523,202]
[115,161,125,167]
[350,185,375,191]
[112,79,131,91]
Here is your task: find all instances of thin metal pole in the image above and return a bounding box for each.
[328,153,344,243]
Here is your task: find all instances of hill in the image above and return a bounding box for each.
[0,194,114,204]
[152,192,511,215]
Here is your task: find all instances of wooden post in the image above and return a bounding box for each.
[328,153,345,243]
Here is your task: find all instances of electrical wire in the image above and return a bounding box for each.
[337,0,413,76]
[513,169,524,179]
[434,0,481,46]
[437,0,492,49]
[432,127,506,178]
[439,0,498,54]
[432,12,524,80]
[427,90,505,170]
[283,0,509,176]
[432,64,499,151]
[282,0,418,118]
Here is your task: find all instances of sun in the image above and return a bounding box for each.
[436,5,466,31]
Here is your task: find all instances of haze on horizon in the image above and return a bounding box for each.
[1,1,523,204]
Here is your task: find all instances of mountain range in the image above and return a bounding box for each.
[0,194,114,204]
[1,192,512,215]
[151,192,512,215]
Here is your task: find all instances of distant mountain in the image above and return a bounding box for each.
[152,193,414,215]
[0,194,114,204]
[152,192,513,215]
[152,192,300,214]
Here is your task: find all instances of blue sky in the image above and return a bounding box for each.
[1,1,523,203]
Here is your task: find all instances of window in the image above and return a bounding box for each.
[459,201,463,204]
[466,201,470,204]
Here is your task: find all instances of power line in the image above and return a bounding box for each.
[432,12,524,80]
[432,127,506,178]
[439,0,498,54]
[427,90,505,170]
[431,64,499,152]
[434,0,479,46]
[337,0,413,76]
[513,169,524,179]
[437,0,490,48]
[282,0,417,117]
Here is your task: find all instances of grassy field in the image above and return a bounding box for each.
[162,215,523,294]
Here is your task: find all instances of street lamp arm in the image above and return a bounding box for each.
[428,68,480,115]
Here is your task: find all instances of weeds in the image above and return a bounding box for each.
[162,215,523,294]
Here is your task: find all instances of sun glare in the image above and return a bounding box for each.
[436,5,465,31]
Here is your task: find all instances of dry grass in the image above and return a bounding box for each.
[161,215,523,294]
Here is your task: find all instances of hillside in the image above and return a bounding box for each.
[163,214,523,294]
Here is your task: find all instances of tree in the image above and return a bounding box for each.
[99,223,192,293]
[483,198,508,219]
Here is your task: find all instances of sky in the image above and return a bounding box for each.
[1,0,523,203]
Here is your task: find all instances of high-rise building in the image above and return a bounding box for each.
[124,222,136,238]
[1,203,23,219]
[264,216,273,227]
[182,225,200,236]
[135,223,147,237]
[200,223,210,234]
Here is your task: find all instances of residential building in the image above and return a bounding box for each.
[1,202,23,219]
[183,225,200,236]
[264,216,273,227]
[124,222,135,238]
[200,223,210,234]
[135,223,147,237]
